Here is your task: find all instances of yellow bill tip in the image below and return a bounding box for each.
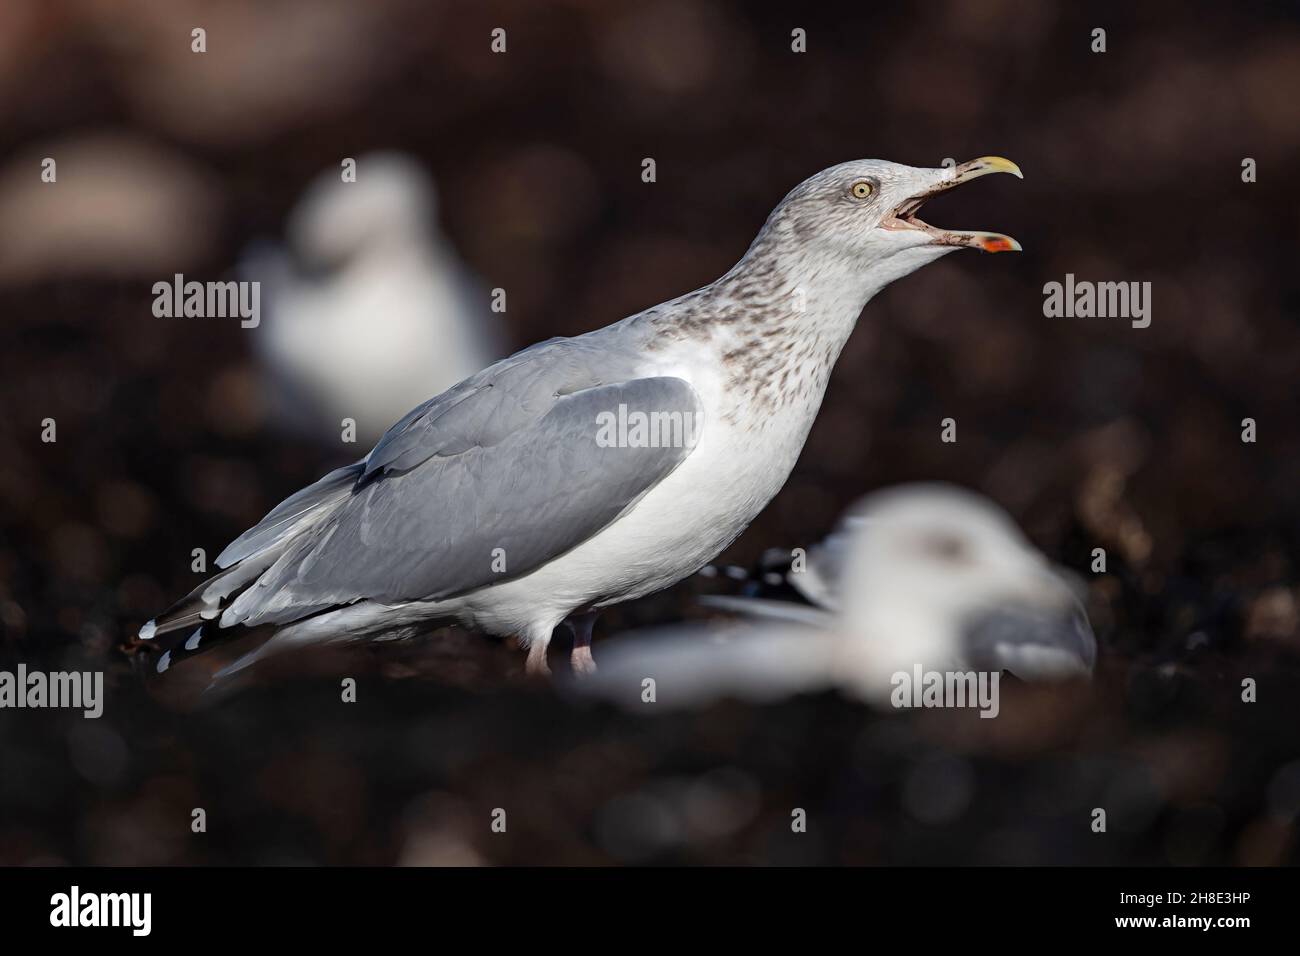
[972,156,1023,180]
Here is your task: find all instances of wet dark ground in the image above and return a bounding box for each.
[3,636,1300,865]
[1,0,1299,865]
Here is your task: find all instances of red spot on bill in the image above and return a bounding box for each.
[980,235,1017,253]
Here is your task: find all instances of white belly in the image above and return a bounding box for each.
[457,357,821,637]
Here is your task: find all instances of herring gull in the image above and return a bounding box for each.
[140,157,1023,682]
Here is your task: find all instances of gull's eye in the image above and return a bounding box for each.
[850,181,874,200]
[916,532,972,564]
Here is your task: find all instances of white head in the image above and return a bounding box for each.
[288,152,439,268]
[742,157,1023,300]
[832,484,1092,689]
[840,484,1051,615]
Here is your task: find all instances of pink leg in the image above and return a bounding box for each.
[524,635,551,678]
[568,612,599,676]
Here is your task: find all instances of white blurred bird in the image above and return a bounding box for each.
[574,484,1097,710]
[246,152,507,446]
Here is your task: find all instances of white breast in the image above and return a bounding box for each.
[460,340,824,634]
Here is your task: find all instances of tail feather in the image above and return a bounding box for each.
[151,618,262,676]
[138,548,284,642]
[140,460,365,676]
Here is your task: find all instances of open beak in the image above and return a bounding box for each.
[882,156,1023,253]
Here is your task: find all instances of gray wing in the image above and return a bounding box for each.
[697,594,835,626]
[222,338,703,627]
[216,461,363,568]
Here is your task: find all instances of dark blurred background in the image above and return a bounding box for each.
[1,0,1298,865]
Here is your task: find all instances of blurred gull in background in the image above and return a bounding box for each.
[245,152,507,446]
[574,484,1097,710]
